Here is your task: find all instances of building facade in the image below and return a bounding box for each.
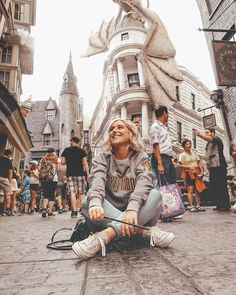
[89,12,231,173]
[0,0,36,167]
[195,0,236,169]
[24,54,84,165]
[59,54,83,153]
[24,97,60,164]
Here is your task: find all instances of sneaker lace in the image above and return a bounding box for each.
[149,227,162,247]
[85,234,106,257]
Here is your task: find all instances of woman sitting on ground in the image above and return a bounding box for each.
[72,119,175,260]
[178,139,206,212]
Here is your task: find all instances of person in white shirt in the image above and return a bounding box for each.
[149,106,176,185]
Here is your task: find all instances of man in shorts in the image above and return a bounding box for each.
[61,137,90,218]
[0,149,13,216]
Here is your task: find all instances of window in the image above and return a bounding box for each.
[61,124,65,135]
[1,45,12,64]
[43,134,51,146]
[127,73,140,87]
[19,160,24,171]
[176,86,180,101]
[191,93,196,110]
[47,110,56,121]
[84,130,89,145]
[0,70,10,88]
[177,122,182,143]
[70,130,74,138]
[192,129,197,149]
[14,3,24,21]
[121,33,129,41]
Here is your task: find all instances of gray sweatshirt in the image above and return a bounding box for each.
[87,150,154,213]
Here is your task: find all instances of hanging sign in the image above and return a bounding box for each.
[212,40,236,86]
[203,113,216,129]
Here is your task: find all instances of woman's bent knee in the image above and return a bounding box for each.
[149,189,162,204]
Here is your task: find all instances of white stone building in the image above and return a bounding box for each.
[89,13,231,173]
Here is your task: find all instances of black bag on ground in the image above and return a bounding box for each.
[70,219,91,243]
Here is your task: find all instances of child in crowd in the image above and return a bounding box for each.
[20,170,31,214]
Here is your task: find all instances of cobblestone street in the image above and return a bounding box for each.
[0,209,236,295]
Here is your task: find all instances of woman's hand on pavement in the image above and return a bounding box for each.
[122,210,138,237]
[89,206,104,221]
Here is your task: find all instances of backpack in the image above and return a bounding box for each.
[39,158,55,182]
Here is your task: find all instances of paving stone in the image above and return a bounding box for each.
[0,209,236,294]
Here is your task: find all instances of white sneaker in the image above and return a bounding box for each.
[143,226,175,248]
[72,231,108,259]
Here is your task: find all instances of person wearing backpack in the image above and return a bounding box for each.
[39,148,58,218]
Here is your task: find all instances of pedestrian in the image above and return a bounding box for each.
[72,119,175,260]
[0,149,13,216]
[178,139,206,212]
[10,168,19,215]
[149,105,176,185]
[194,128,230,211]
[55,162,67,214]
[39,148,58,218]
[29,161,40,214]
[21,170,31,214]
[61,136,90,218]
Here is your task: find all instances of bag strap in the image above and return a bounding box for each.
[157,174,169,187]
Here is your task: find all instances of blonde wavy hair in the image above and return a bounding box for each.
[103,119,144,152]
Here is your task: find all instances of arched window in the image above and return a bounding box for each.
[71,130,74,138]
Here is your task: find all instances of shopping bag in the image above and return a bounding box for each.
[158,176,185,219]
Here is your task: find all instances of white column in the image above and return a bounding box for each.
[113,67,119,93]
[141,102,149,139]
[117,59,125,90]
[152,109,156,123]
[137,58,145,87]
[107,65,114,98]
[121,104,128,119]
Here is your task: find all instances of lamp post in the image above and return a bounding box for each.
[210,89,232,142]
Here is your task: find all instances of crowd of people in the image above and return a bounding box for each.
[0,136,89,217]
[1,106,236,260]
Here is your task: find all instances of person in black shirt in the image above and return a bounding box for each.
[194,128,230,211]
[61,137,89,218]
[0,149,13,215]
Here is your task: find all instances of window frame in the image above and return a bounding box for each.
[0,70,10,88]
[1,45,12,64]
[47,109,56,121]
[43,134,52,146]
[14,2,24,21]
[177,121,182,144]
[191,93,196,110]
[127,73,140,87]
[192,129,197,149]
[176,86,180,101]
[121,32,129,41]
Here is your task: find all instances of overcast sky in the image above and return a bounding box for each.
[21,0,216,118]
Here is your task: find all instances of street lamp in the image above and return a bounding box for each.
[211,89,232,141]
[210,89,224,109]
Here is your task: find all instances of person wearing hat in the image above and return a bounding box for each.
[20,98,32,118]
[61,136,90,218]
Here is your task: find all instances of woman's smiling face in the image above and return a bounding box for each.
[109,120,131,147]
